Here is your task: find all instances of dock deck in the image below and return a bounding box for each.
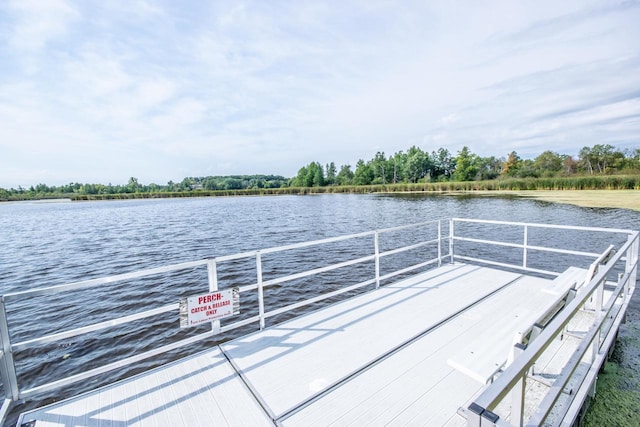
[18,263,600,426]
[6,218,638,427]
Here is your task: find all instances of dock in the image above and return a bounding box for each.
[3,219,638,426]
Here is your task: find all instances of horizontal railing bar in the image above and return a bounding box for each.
[452,218,634,235]
[213,232,374,263]
[454,237,523,250]
[524,245,601,258]
[378,258,440,282]
[4,260,209,301]
[453,237,600,258]
[527,272,629,426]
[19,329,217,399]
[12,304,179,351]
[376,219,443,235]
[265,279,377,319]
[261,255,376,287]
[169,220,443,263]
[378,238,439,259]
[259,231,374,255]
[470,237,634,414]
[220,315,261,333]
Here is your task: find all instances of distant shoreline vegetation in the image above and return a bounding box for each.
[1,144,639,202]
[1,175,639,202]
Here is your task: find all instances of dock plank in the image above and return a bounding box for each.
[19,347,272,427]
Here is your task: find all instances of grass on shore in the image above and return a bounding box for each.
[463,190,640,211]
[3,176,639,211]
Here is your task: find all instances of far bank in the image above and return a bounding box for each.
[469,190,640,211]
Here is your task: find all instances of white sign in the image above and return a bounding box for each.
[179,287,239,328]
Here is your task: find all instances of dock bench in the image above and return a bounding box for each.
[447,267,586,384]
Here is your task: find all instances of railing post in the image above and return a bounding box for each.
[438,220,442,267]
[207,259,221,334]
[523,225,529,269]
[449,218,455,264]
[511,374,526,427]
[626,234,639,299]
[374,232,381,289]
[0,299,19,400]
[256,252,266,330]
[595,277,604,319]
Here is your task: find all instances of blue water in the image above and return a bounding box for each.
[0,193,638,421]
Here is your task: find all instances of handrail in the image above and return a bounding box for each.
[0,217,636,426]
[465,230,639,426]
[450,218,633,277]
[451,218,634,235]
[0,219,447,404]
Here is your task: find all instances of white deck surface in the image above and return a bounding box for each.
[19,263,588,427]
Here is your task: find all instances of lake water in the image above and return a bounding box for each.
[1,193,639,421]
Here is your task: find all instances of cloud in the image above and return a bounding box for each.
[1,0,639,187]
[5,0,79,52]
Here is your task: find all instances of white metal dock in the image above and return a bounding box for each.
[3,219,638,426]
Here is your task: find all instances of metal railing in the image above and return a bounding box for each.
[450,218,634,276]
[461,222,639,426]
[0,218,636,426]
[0,219,446,409]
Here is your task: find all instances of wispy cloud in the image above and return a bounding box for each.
[1,0,639,187]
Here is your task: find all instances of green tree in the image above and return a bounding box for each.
[126,177,140,193]
[293,166,310,187]
[591,144,616,173]
[534,151,563,175]
[515,159,539,178]
[336,164,354,185]
[310,162,325,186]
[293,162,324,187]
[476,156,502,180]
[325,162,337,186]
[405,146,430,183]
[452,146,479,182]
[353,160,373,185]
[431,148,454,181]
[224,178,243,190]
[370,152,390,184]
[389,151,407,183]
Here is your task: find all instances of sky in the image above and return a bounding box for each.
[1,0,639,188]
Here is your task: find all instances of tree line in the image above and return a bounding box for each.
[0,175,288,199]
[290,144,640,187]
[1,144,638,200]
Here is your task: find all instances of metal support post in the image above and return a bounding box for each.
[522,225,529,269]
[256,252,265,330]
[438,220,442,267]
[207,259,221,334]
[511,374,526,427]
[374,232,380,289]
[626,234,639,299]
[0,299,19,400]
[449,219,455,264]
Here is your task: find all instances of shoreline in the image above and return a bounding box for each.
[432,189,640,212]
[2,189,639,211]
